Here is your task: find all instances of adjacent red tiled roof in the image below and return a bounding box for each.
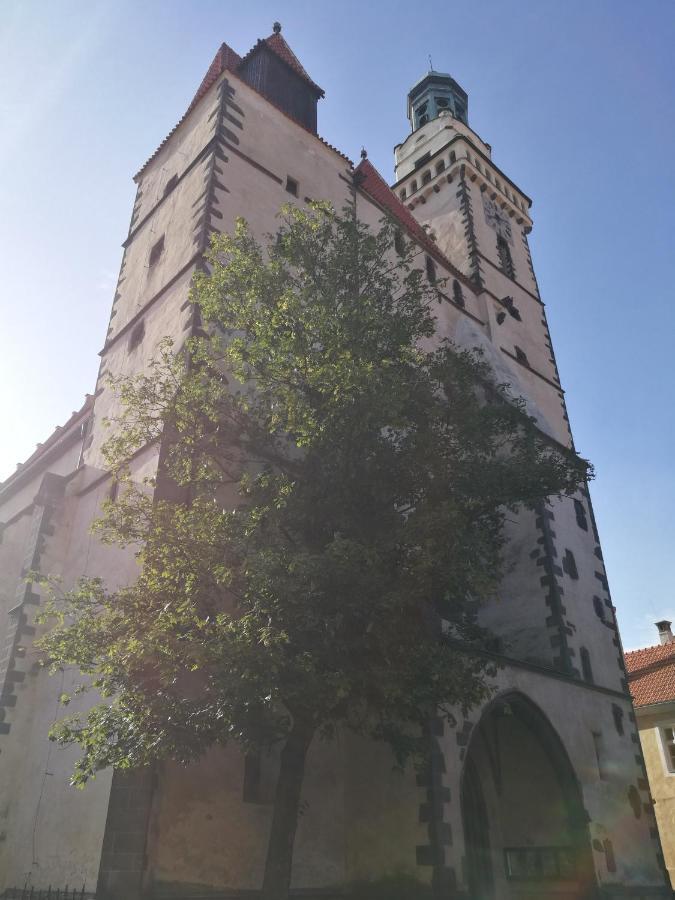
[135,30,332,180]
[354,158,471,288]
[625,641,675,707]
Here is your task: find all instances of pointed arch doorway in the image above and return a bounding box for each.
[460,692,597,900]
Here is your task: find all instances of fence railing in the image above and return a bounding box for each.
[3,887,89,900]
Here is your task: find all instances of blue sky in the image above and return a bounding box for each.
[1,0,674,649]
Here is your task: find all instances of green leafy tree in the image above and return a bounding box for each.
[38,204,589,900]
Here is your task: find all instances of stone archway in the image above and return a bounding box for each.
[460,692,597,900]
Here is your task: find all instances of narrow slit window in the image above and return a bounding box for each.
[285,176,298,196]
[163,174,179,196]
[394,229,406,257]
[562,549,579,580]
[593,596,606,622]
[662,727,675,773]
[604,840,616,873]
[449,151,456,164]
[243,751,261,803]
[426,256,437,284]
[514,345,529,366]
[580,647,593,684]
[593,731,607,780]
[452,279,465,308]
[128,319,145,352]
[149,234,164,267]
[574,499,589,531]
[497,234,515,279]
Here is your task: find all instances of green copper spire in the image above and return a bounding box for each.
[407,69,468,131]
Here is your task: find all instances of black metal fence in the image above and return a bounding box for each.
[3,887,89,900]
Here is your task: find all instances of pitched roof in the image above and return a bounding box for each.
[354,157,472,288]
[625,641,675,707]
[0,395,93,498]
[185,42,243,119]
[242,31,324,97]
[135,30,329,180]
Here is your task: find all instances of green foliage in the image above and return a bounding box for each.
[37,203,589,786]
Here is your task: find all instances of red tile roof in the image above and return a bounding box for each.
[242,32,324,97]
[354,158,472,288]
[185,42,242,119]
[135,32,334,180]
[625,641,675,707]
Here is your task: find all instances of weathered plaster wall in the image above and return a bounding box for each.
[0,445,148,890]
[637,710,675,889]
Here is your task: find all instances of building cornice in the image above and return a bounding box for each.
[392,131,532,212]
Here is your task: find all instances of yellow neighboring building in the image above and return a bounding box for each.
[626,620,675,890]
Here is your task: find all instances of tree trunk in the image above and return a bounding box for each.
[261,717,315,900]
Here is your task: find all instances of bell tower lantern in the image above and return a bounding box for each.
[407,70,468,131]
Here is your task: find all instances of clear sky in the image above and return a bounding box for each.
[1,0,674,650]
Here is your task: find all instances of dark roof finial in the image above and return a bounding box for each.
[360,147,367,159]
[273,21,282,34]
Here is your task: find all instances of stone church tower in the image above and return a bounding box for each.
[0,24,668,900]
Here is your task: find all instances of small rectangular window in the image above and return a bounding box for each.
[449,151,456,164]
[285,176,298,196]
[435,160,445,175]
[422,171,432,185]
[410,179,418,192]
[149,234,164,267]
[661,727,675,773]
[399,189,406,200]
[426,256,437,284]
[394,229,406,257]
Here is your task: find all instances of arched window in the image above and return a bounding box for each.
[426,256,437,284]
[452,279,465,308]
[394,229,406,257]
